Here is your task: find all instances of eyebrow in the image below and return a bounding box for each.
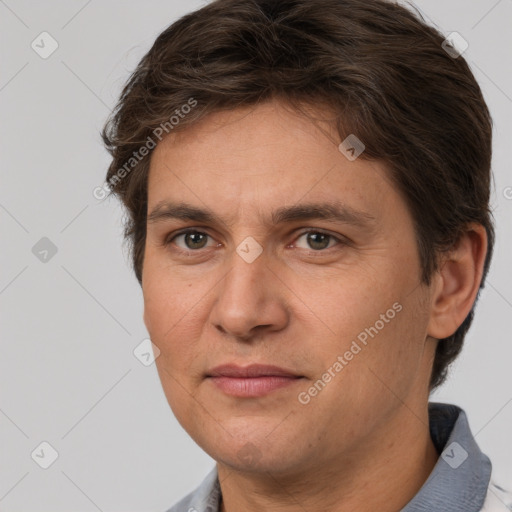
[147,200,376,230]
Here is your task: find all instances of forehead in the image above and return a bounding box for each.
[146,100,402,228]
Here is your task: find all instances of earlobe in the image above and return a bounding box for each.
[427,224,487,340]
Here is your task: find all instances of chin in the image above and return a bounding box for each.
[207,436,309,475]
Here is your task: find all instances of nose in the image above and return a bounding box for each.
[209,247,290,342]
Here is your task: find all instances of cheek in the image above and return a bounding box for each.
[145,280,205,420]
[355,292,430,397]
[307,270,427,394]
[143,272,214,385]
[143,249,195,333]
[294,269,398,349]
[143,267,189,363]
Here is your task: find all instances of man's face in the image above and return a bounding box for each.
[143,100,436,474]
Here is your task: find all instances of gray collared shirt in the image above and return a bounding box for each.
[165,402,499,512]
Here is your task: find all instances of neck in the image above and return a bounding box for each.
[218,404,439,512]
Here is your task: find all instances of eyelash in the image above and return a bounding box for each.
[163,228,347,256]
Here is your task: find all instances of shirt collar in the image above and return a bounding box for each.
[401,402,492,511]
[173,402,492,512]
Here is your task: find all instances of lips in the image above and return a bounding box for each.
[207,363,300,378]
[206,364,303,397]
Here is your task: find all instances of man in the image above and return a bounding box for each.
[101,0,511,510]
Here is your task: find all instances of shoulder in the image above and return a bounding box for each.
[163,466,220,512]
[481,479,512,511]
[165,489,197,512]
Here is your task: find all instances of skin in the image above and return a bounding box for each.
[142,100,487,512]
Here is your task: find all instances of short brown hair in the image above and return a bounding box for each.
[101,0,495,391]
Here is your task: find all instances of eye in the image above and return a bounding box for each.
[167,230,216,251]
[163,228,346,255]
[293,230,342,251]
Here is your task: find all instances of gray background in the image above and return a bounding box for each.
[1,0,511,510]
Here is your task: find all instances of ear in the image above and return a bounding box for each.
[427,223,488,339]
